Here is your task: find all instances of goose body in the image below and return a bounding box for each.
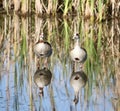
[70,33,87,63]
[34,67,52,96]
[34,33,52,58]
[70,46,87,63]
[70,70,87,104]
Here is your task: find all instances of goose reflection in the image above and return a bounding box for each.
[34,33,52,66]
[34,67,52,97]
[70,33,87,68]
[70,70,87,104]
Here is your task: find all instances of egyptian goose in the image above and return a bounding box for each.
[70,33,87,66]
[34,33,52,67]
[34,33,52,58]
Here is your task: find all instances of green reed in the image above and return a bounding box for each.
[83,21,103,97]
[97,23,102,51]
[20,30,27,61]
[98,0,103,21]
[90,0,94,21]
[20,18,28,62]
[63,19,70,52]
[53,0,58,15]
[63,0,70,16]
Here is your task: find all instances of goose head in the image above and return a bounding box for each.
[34,67,52,97]
[70,70,87,104]
[72,33,80,46]
[73,33,80,40]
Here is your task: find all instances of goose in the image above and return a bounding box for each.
[70,70,87,104]
[34,67,52,96]
[70,33,87,67]
[34,33,52,67]
[34,33,52,58]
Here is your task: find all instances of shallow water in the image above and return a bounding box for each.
[0,15,120,111]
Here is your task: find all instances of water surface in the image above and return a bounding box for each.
[0,15,120,111]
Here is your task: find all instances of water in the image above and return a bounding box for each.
[0,14,120,111]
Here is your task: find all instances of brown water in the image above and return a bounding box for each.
[0,14,120,111]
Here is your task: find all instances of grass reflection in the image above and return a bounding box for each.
[0,14,119,111]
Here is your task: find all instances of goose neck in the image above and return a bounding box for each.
[74,39,80,47]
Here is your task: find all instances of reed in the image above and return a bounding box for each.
[20,17,28,67]
[63,19,70,52]
[90,0,95,21]
[53,0,58,15]
[72,0,80,15]
[35,0,43,14]
[47,0,53,14]
[47,18,53,41]
[0,0,120,19]
[98,0,103,21]
[21,0,28,14]
[35,16,43,41]
[84,0,92,19]
[97,23,102,51]
[13,0,20,12]
[3,0,8,13]
[63,0,70,16]
[13,15,20,59]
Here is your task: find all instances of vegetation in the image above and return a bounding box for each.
[0,0,120,20]
[0,1,119,111]
[0,5,120,110]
